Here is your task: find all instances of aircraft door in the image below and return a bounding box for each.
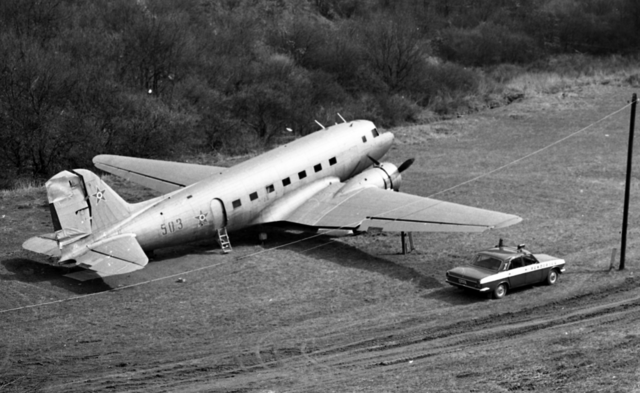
[210,198,227,229]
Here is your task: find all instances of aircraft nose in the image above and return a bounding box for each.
[381,131,394,148]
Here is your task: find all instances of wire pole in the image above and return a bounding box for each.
[620,93,637,271]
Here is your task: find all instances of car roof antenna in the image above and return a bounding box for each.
[497,238,504,249]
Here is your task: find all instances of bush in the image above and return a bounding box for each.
[436,22,539,67]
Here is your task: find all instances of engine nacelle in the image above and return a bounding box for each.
[338,162,402,194]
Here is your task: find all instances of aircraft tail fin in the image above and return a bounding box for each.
[46,169,132,239]
[23,170,147,280]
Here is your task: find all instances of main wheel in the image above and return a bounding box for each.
[492,284,507,299]
[546,269,558,285]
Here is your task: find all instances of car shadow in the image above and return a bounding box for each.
[426,286,490,304]
[427,283,542,305]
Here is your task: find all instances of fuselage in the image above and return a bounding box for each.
[99,121,394,251]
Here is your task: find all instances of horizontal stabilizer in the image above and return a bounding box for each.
[23,234,61,258]
[66,234,148,280]
[93,155,227,194]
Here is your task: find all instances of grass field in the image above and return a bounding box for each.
[2,83,640,392]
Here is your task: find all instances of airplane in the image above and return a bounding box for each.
[23,119,522,280]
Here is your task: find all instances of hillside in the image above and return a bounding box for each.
[1,0,640,187]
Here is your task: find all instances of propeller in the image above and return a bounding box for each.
[367,155,381,166]
[367,155,415,173]
[397,158,415,173]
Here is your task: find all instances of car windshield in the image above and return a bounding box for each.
[472,254,504,271]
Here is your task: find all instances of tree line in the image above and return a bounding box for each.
[1,0,638,186]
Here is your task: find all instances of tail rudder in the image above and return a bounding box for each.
[46,169,132,238]
[72,169,132,232]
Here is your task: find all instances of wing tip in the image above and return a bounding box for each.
[492,215,523,229]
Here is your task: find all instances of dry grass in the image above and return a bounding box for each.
[0,179,43,199]
[3,82,640,392]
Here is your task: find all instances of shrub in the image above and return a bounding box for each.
[436,22,539,67]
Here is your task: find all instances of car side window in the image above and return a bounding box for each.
[523,256,537,266]
[509,257,524,270]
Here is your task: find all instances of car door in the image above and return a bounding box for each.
[523,255,544,285]
[507,257,528,288]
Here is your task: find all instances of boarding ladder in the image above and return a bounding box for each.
[216,227,232,254]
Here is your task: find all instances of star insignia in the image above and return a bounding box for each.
[93,189,106,204]
[195,211,208,227]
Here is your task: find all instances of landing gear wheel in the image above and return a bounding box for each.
[492,284,507,299]
[546,269,558,285]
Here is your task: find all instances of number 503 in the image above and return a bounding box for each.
[160,218,183,235]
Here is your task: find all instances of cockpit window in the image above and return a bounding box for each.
[372,128,379,138]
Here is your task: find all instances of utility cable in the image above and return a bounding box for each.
[0,99,633,315]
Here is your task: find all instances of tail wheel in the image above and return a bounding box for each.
[546,269,558,285]
[492,283,507,299]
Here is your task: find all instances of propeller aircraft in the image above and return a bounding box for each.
[23,119,522,280]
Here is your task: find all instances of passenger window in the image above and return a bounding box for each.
[314,164,322,173]
[372,128,379,138]
[282,177,291,187]
[266,184,275,193]
[249,192,258,201]
[298,170,307,180]
[523,256,537,266]
[329,157,337,166]
[362,136,367,143]
[509,257,524,270]
[232,199,242,209]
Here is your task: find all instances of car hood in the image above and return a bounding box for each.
[447,265,496,281]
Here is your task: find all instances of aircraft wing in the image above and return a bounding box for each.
[281,185,521,233]
[93,155,227,194]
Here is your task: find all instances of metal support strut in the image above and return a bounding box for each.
[401,231,415,255]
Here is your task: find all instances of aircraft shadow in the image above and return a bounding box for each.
[0,257,112,294]
[253,229,495,306]
[260,229,444,290]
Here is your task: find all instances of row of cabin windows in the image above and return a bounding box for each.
[231,156,338,210]
[231,127,378,209]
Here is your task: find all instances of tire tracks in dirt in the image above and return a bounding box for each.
[216,278,640,391]
[41,278,640,392]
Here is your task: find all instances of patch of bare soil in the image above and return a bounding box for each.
[2,85,640,392]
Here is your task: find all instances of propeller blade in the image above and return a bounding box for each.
[367,155,381,166]
[397,158,415,173]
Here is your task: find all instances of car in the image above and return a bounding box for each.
[445,240,566,299]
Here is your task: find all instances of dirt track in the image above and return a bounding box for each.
[2,234,640,392]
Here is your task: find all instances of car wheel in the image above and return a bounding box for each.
[492,284,507,299]
[546,269,558,285]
